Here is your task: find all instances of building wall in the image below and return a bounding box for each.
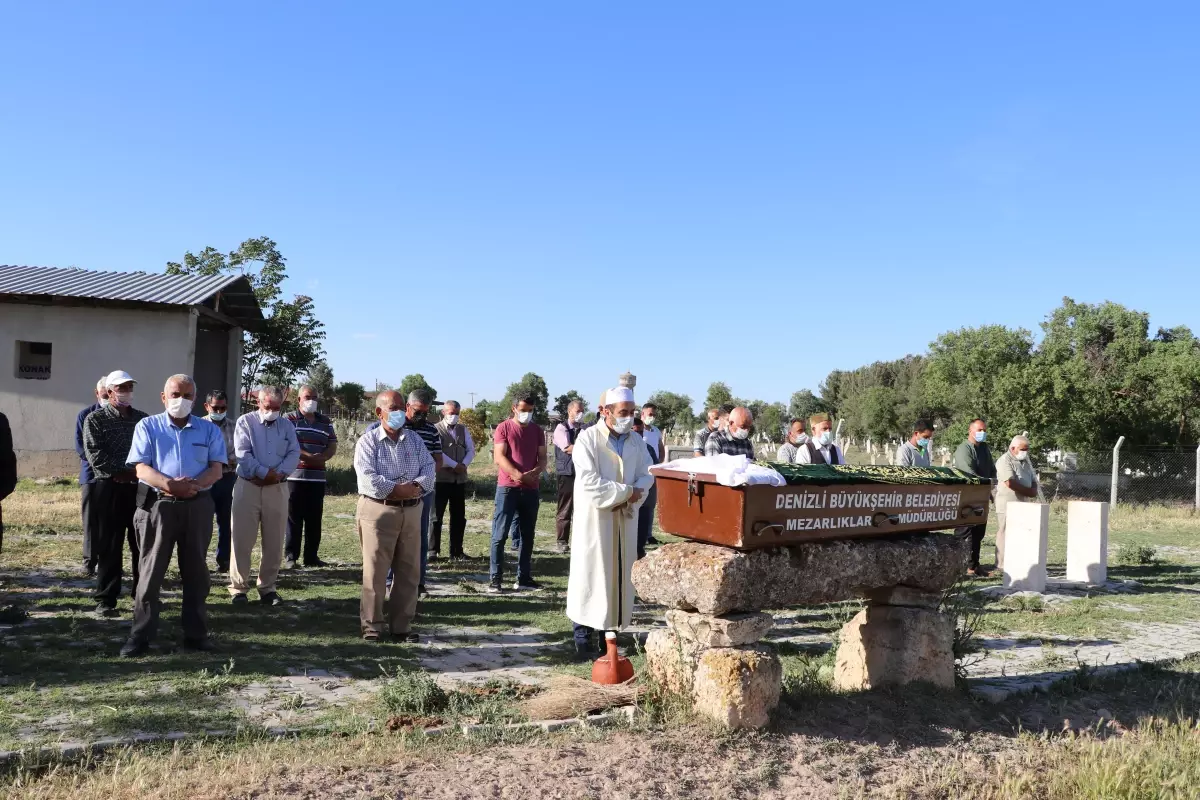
[0,303,197,476]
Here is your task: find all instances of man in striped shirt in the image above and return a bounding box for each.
[284,385,338,569]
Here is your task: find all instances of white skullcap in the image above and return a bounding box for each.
[606,386,635,405]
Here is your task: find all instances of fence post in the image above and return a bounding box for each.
[1195,445,1200,512]
[1110,436,1125,507]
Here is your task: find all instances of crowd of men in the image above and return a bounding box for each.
[0,377,1035,661]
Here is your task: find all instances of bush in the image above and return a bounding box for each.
[377,668,449,717]
[1115,542,1159,566]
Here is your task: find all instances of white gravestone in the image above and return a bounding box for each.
[1067,501,1109,585]
[1002,502,1050,592]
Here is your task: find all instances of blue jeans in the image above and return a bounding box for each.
[637,484,658,559]
[211,472,237,566]
[490,486,538,584]
[419,491,433,586]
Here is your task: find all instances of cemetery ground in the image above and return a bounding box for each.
[2,461,1200,798]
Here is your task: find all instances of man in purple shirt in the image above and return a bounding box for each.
[488,396,546,593]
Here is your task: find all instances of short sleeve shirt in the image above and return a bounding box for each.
[285,411,338,482]
[127,413,227,484]
[494,419,544,488]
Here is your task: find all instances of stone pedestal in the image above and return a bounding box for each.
[1002,503,1050,592]
[833,605,955,690]
[1067,501,1109,585]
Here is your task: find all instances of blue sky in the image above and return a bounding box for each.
[2,3,1196,411]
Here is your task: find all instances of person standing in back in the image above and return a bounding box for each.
[776,418,810,464]
[229,386,300,606]
[551,400,585,554]
[795,413,843,465]
[489,395,546,593]
[75,375,109,576]
[433,400,475,561]
[953,418,997,577]
[895,419,935,468]
[203,390,238,572]
[284,385,338,569]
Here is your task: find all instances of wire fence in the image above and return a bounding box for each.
[1045,446,1199,507]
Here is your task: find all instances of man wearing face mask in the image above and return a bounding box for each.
[284,386,338,570]
[693,408,721,457]
[489,395,546,593]
[704,406,756,458]
[895,419,935,467]
[203,390,238,572]
[552,400,586,554]
[82,371,147,617]
[795,413,843,465]
[776,418,810,463]
[993,435,1039,572]
[120,374,227,657]
[354,391,435,642]
[566,387,655,660]
[953,418,998,577]
[229,386,300,606]
[76,375,110,576]
[433,400,475,561]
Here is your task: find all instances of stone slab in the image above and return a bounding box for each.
[1067,501,1109,585]
[691,646,782,729]
[833,606,955,691]
[632,535,967,616]
[665,610,774,646]
[1003,503,1049,593]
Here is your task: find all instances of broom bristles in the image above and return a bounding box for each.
[521,674,640,720]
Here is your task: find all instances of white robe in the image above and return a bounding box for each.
[566,423,655,632]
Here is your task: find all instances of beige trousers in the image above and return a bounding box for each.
[229,479,289,596]
[357,497,422,635]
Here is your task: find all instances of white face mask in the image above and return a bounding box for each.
[611,416,634,435]
[642,416,656,427]
[1014,450,1028,461]
[818,430,834,447]
[445,414,459,426]
[99,397,110,408]
[516,411,533,424]
[112,391,133,407]
[732,427,750,441]
[166,397,193,418]
[208,411,226,422]
[299,399,318,414]
[573,412,585,424]
[260,409,280,423]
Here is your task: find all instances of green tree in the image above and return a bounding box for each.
[500,373,551,425]
[1143,327,1200,444]
[750,401,788,443]
[166,237,325,390]
[842,386,900,441]
[303,361,335,404]
[923,325,1034,427]
[460,408,489,451]
[704,382,734,411]
[788,390,826,423]
[645,391,695,434]
[553,390,587,420]
[332,381,366,418]
[474,399,496,426]
[399,373,437,402]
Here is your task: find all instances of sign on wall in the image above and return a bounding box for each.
[16,340,52,380]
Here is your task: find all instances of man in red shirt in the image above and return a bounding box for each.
[488,396,546,593]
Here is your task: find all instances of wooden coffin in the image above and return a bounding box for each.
[652,463,992,550]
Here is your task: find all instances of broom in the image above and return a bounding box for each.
[521,674,640,721]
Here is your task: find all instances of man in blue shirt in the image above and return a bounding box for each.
[74,375,108,576]
[120,374,227,657]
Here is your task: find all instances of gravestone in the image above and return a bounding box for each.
[1002,502,1050,592]
[1067,501,1109,584]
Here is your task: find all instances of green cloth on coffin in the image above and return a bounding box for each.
[765,462,987,486]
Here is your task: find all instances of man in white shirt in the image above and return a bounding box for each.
[433,400,475,561]
[794,413,843,465]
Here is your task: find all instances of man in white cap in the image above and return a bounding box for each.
[565,386,655,660]
[82,370,147,616]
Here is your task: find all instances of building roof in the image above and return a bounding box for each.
[0,264,264,328]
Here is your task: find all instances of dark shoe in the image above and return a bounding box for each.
[183,637,214,652]
[392,631,420,643]
[83,561,97,577]
[646,536,662,545]
[216,562,230,573]
[259,592,282,606]
[119,640,149,658]
[231,593,249,605]
[282,559,298,571]
[417,584,430,599]
[573,643,597,663]
[363,630,380,642]
[304,558,329,568]
[428,554,445,563]
[487,579,506,594]
[513,580,542,591]
[94,602,119,618]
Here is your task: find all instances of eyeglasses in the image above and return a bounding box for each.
[210,406,228,412]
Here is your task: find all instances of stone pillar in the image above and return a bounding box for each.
[1067,501,1109,585]
[645,610,780,729]
[833,587,955,691]
[1002,502,1050,592]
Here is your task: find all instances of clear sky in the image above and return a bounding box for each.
[2,3,1196,411]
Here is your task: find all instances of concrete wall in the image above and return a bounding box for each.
[0,303,197,476]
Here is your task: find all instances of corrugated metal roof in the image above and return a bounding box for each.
[0,264,243,305]
[0,264,264,326]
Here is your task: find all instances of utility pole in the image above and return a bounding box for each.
[469,392,477,408]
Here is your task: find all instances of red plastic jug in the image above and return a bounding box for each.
[591,632,634,685]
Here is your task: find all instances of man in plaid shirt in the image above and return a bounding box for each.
[704,406,756,459]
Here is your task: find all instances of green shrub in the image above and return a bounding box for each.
[1115,542,1158,566]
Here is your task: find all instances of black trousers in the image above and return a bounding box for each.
[285,480,326,564]
[92,478,140,607]
[555,474,574,544]
[433,481,467,557]
[81,480,100,570]
[955,523,988,569]
[131,492,214,645]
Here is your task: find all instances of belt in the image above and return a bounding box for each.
[362,495,422,508]
[137,484,209,508]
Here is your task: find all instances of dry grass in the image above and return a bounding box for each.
[519,674,639,720]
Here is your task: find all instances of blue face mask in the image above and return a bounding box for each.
[974,430,987,443]
[386,410,406,430]
[917,437,930,449]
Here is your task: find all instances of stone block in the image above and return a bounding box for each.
[632,535,967,616]
[865,586,942,609]
[644,627,705,695]
[833,606,955,691]
[691,646,782,729]
[665,610,774,646]
[1067,501,1109,585]
[1002,503,1050,593]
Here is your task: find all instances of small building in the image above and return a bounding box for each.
[0,264,263,476]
